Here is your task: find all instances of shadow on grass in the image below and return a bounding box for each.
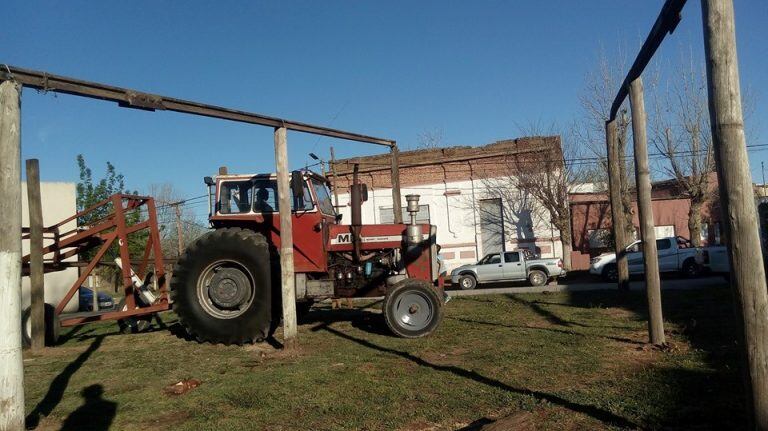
[448,316,646,346]
[313,322,638,429]
[59,384,116,431]
[26,335,106,429]
[300,304,392,337]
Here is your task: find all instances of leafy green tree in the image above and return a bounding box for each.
[76,155,147,276]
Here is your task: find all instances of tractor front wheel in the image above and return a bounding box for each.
[171,228,273,345]
[383,279,443,338]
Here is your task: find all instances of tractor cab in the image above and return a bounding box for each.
[204,170,338,273]
[205,170,335,220]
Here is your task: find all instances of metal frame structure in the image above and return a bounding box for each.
[21,194,168,327]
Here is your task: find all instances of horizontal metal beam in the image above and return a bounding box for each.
[609,0,687,121]
[0,64,394,147]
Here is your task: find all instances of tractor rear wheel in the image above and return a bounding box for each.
[383,279,443,338]
[171,228,272,345]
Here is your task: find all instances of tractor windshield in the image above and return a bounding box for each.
[218,177,313,214]
[311,179,335,215]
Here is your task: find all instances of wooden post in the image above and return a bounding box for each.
[629,77,665,345]
[329,146,340,209]
[390,144,403,224]
[26,159,46,350]
[0,80,25,431]
[702,1,768,427]
[173,204,184,257]
[274,126,298,349]
[605,120,630,290]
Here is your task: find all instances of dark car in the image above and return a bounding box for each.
[78,287,116,312]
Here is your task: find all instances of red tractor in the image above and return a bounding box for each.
[170,168,446,344]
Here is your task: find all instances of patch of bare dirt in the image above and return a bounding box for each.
[399,419,439,431]
[478,411,534,431]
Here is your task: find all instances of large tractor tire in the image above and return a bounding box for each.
[171,228,273,345]
[383,279,443,338]
[21,303,60,347]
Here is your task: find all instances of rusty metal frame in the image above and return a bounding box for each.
[21,194,169,327]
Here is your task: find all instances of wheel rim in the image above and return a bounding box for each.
[197,260,255,319]
[532,273,544,285]
[461,277,473,288]
[607,268,617,281]
[394,290,434,331]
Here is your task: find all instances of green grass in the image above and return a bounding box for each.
[23,287,745,430]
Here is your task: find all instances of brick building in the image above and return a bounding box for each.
[328,136,564,272]
[569,173,723,270]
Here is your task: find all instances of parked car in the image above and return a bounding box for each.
[78,287,116,312]
[589,236,706,281]
[450,250,566,289]
[702,244,730,274]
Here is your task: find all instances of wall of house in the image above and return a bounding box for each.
[21,182,79,313]
[569,193,723,270]
[336,177,562,273]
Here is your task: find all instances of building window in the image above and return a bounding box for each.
[379,205,430,224]
[701,222,709,244]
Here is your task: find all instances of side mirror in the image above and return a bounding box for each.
[290,171,304,198]
[203,176,214,186]
[335,214,343,223]
[360,184,368,202]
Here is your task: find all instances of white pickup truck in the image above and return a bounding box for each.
[589,236,706,281]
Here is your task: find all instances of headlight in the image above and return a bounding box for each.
[590,257,600,265]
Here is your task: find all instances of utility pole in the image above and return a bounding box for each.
[629,77,665,345]
[0,80,25,431]
[390,144,403,224]
[26,159,46,350]
[274,126,298,349]
[329,146,340,209]
[173,203,184,257]
[605,120,630,290]
[702,1,768,428]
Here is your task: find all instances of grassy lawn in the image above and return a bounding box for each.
[23,286,745,430]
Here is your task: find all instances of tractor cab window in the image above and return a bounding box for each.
[249,177,313,214]
[312,179,335,215]
[219,181,253,214]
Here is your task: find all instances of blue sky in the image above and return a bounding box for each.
[3,1,767,219]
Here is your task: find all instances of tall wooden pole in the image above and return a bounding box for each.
[0,80,25,431]
[26,159,46,351]
[702,1,768,428]
[173,204,184,257]
[605,120,630,290]
[274,126,298,349]
[629,77,665,345]
[329,146,340,209]
[390,144,403,224]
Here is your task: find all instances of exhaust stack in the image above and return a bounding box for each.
[405,194,422,244]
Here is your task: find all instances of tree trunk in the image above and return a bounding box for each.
[689,200,704,246]
[561,239,573,271]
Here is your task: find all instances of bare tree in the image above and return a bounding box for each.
[576,48,636,242]
[477,131,587,270]
[650,57,713,246]
[146,183,208,258]
[650,50,756,246]
[415,127,444,149]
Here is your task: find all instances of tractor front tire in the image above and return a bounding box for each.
[383,279,443,338]
[171,228,272,345]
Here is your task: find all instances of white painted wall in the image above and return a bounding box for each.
[336,177,562,273]
[21,182,79,313]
